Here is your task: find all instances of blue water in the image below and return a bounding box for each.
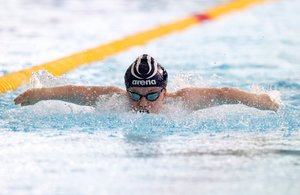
[1,0,300,194]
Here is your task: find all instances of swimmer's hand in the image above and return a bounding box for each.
[255,93,279,112]
[14,88,44,106]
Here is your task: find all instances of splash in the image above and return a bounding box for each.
[95,93,130,114]
[168,73,206,92]
[250,85,282,106]
[29,69,68,88]
[15,69,95,116]
[8,70,283,134]
[168,72,223,92]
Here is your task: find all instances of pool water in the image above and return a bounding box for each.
[1,0,300,194]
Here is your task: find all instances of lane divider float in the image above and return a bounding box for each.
[0,0,269,94]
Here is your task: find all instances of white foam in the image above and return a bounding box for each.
[95,93,130,114]
[250,85,282,106]
[168,73,206,92]
[29,69,68,88]
[17,101,94,116]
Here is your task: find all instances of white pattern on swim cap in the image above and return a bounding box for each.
[131,56,143,79]
[136,55,142,75]
[146,57,158,79]
[130,54,158,80]
[147,55,152,75]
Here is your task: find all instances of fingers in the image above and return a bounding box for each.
[21,102,31,106]
[14,90,33,106]
[272,100,280,112]
[260,94,280,112]
[265,94,280,112]
[14,92,28,105]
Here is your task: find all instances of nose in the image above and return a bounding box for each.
[138,97,148,108]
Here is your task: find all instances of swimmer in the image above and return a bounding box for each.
[14,54,279,113]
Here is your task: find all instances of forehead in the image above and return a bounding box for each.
[128,87,161,93]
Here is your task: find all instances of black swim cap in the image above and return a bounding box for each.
[124,54,168,89]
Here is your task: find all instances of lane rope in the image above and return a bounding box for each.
[0,0,268,94]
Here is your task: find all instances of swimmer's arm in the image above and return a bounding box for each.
[171,87,279,111]
[14,85,126,106]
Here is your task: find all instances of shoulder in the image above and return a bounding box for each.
[107,86,126,94]
[166,87,221,99]
[89,86,126,95]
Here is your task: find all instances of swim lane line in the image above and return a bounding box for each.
[0,0,269,94]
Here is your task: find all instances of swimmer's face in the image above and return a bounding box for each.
[127,87,166,114]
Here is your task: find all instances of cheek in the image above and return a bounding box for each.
[127,98,136,106]
[128,98,137,107]
[147,100,164,113]
[149,98,164,108]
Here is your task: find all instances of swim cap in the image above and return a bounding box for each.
[124,54,168,89]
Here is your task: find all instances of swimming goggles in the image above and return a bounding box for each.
[127,89,163,102]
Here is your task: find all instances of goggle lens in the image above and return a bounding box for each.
[129,93,142,101]
[128,89,163,102]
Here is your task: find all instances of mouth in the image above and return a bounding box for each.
[130,105,150,114]
[138,109,150,114]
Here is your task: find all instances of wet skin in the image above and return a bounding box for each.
[14,85,279,112]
